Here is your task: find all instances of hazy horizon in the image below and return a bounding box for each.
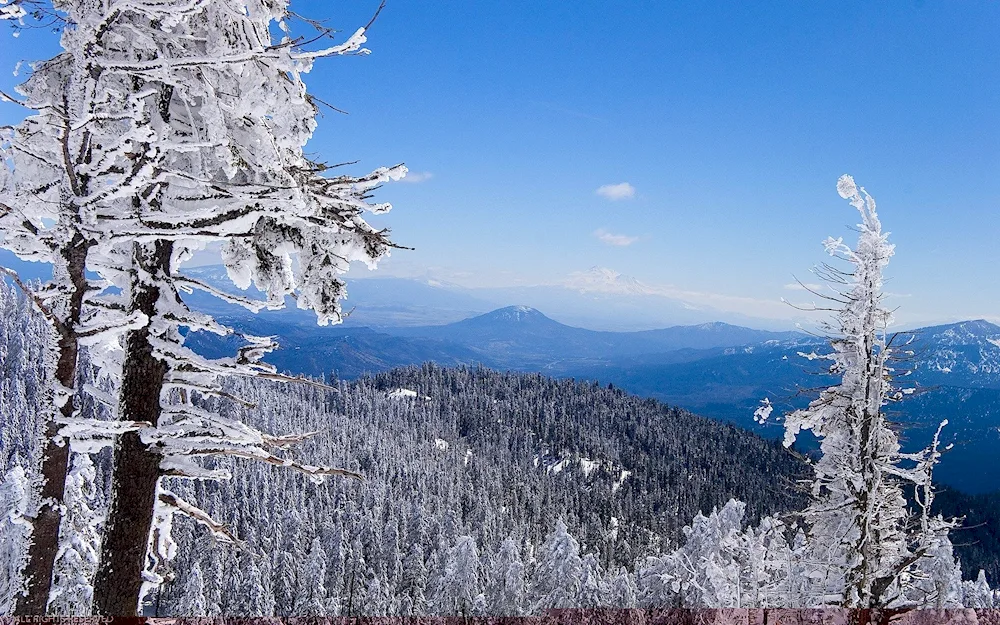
[3,1,998,329]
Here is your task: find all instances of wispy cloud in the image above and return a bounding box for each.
[558,268,806,322]
[784,282,824,292]
[399,171,433,183]
[595,182,635,201]
[594,229,639,247]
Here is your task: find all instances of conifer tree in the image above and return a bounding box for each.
[530,519,584,612]
[399,543,429,615]
[436,535,484,616]
[47,454,101,616]
[488,538,527,616]
[175,562,207,616]
[0,467,32,613]
[759,175,957,614]
[579,552,608,607]
[295,537,328,615]
[3,0,404,613]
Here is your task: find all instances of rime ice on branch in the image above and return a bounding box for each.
[3,0,404,615]
[759,175,958,611]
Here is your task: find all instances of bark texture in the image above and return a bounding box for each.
[15,233,90,615]
[92,240,171,616]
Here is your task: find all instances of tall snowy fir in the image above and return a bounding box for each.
[435,535,485,616]
[530,519,585,612]
[759,175,959,615]
[0,467,32,613]
[0,49,100,614]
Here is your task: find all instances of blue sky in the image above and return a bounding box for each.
[2,1,999,327]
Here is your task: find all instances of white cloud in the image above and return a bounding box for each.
[594,229,639,247]
[399,171,433,183]
[595,182,635,201]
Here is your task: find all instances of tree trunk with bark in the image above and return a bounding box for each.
[92,240,171,616]
[15,233,90,615]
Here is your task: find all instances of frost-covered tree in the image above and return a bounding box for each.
[235,557,273,617]
[295,537,328,615]
[0,467,32,614]
[0,43,94,622]
[578,552,608,607]
[661,499,747,608]
[381,519,403,591]
[759,175,957,612]
[487,538,527,616]
[435,535,484,616]
[1,0,405,615]
[530,518,585,612]
[361,566,389,616]
[962,571,996,609]
[906,527,963,609]
[174,562,207,616]
[606,566,638,609]
[740,515,795,607]
[323,524,346,615]
[636,500,802,609]
[399,542,428,615]
[47,454,101,616]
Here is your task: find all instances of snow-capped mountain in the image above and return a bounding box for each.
[561,266,657,296]
[174,262,801,331]
[907,320,1000,389]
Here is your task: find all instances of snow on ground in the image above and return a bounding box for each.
[547,457,569,474]
[579,457,600,477]
[434,438,449,451]
[612,469,632,493]
[388,388,431,400]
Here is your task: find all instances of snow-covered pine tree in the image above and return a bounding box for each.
[0,467,32,614]
[740,514,794,607]
[3,0,400,613]
[666,499,746,608]
[0,19,99,617]
[529,518,585,612]
[174,561,207,616]
[435,535,485,616]
[759,175,957,613]
[606,566,638,609]
[233,556,273,617]
[399,542,429,615]
[271,549,299,617]
[85,4,404,614]
[962,571,996,609]
[361,566,389,616]
[578,552,608,607]
[382,519,403,593]
[487,538,527,616]
[323,523,346,615]
[295,537,328,615]
[47,454,101,616]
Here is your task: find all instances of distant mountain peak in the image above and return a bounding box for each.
[694,321,734,331]
[486,305,548,322]
[563,266,654,296]
[921,319,1000,343]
